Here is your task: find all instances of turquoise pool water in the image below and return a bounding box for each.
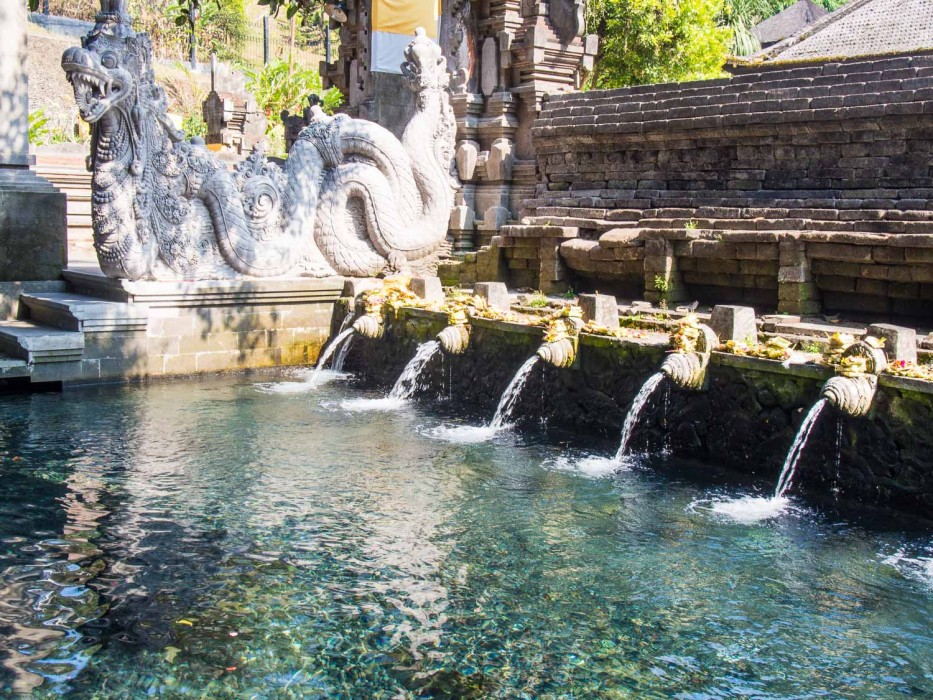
[0,371,930,698]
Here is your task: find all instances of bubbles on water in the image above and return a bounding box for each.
[336,397,408,412]
[255,371,350,394]
[881,547,933,590]
[543,454,628,478]
[687,495,798,524]
[421,424,501,444]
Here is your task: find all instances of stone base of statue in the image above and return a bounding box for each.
[0,268,345,386]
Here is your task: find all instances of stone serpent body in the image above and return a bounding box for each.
[63,3,456,281]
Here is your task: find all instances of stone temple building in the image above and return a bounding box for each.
[444,0,933,323]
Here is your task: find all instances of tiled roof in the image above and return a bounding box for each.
[753,0,827,47]
[761,0,933,63]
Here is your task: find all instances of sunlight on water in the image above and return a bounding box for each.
[688,495,795,524]
[0,374,930,698]
[421,424,501,444]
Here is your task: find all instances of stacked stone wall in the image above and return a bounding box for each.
[469,54,933,319]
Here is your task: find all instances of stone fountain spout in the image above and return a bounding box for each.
[353,299,385,339]
[536,313,582,369]
[820,338,887,417]
[437,309,470,355]
[661,320,718,391]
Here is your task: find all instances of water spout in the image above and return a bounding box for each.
[661,319,718,391]
[614,372,665,460]
[819,337,887,417]
[389,341,442,401]
[490,356,541,429]
[536,316,579,369]
[437,309,470,355]
[353,312,384,339]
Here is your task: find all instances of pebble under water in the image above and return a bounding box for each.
[0,372,930,698]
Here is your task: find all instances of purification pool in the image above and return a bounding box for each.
[0,370,930,698]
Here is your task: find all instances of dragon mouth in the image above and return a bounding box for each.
[62,47,126,123]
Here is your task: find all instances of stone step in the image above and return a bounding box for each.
[0,352,31,379]
[20,292,149,333]
[0,321,84,364]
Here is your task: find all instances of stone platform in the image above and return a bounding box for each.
[0,270,344,386]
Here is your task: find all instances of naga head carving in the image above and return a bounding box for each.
[401,28,451,94]
[62,1,165,131]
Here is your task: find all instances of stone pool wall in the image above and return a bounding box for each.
[345,306,933,513]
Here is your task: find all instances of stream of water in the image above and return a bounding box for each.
[775,398,828,498]
[490,355,541,429]
[614,372,666,461]
[340,341,441,412]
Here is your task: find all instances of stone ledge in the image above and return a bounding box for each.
[469,316,545,339]
[878,373,933,395]
[0,320,84,364]
[711,352,834,381]
[0,353,30,379]
[20,292,149,333]
[63,269,345,307]
[579,332,668,349]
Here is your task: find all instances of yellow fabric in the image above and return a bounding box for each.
[371,0,440,37]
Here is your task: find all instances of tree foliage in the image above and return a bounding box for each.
[244,58,343,130]
[165,0,249,63]
[587,0,733,89]
[587,0,851,88]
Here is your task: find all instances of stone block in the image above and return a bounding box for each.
[473,282,510,312]
[579,294,619,329]
[778,265,812,283]
[455,140,480,180]
[0,175,67,281]
[867,323,917,364]
[342,278,382,298]
[450,205,475,231]
[410,276,444,303]
[482,206,510,231]
[710,305,757,344]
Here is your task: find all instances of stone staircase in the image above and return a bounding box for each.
[0,288,147,384]
[34,152,96,266]
[0,270,345,386]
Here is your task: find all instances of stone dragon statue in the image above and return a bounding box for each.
[62,0,457,280]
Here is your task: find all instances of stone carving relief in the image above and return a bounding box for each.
[62,1,457,280]
[440,0,477,94]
